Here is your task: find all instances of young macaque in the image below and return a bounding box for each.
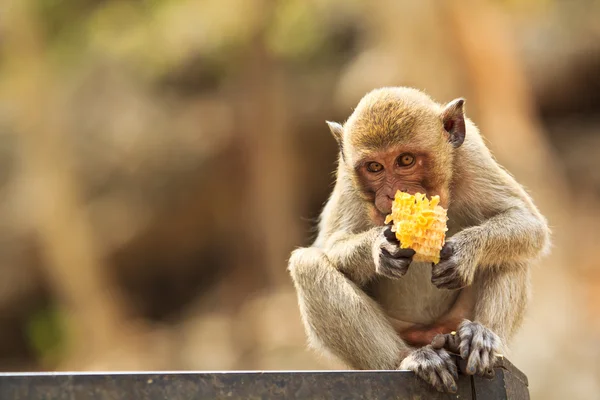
[288,87,549,393]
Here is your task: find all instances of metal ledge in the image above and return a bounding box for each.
[0,359,529,400]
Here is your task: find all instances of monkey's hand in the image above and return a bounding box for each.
[399,345,459,393]
[456,320,501,376]
[431,240,477,290]
[372,225,415,279]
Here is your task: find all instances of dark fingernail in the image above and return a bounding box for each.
[461,351,468,359]
[450,384,457,392]
[468,366,476,374]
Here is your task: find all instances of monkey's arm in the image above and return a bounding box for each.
[316,226,414,286]
[289,247,459,392]
[318,228,380,285]
[431,147,550,290]
[432,199,549,290]
[454,205,549,266]
[314,177,415,286]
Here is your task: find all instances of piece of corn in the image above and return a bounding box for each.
[384,191,448,264]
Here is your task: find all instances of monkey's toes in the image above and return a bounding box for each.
[399,345,458,393]
[432,332,461,354]
[431,334,446,349]
[457,320,501,375]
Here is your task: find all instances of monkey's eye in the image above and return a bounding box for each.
[366,162,384,173]
[397,153,415,167]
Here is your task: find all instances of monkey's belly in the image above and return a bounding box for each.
[369,262,459,326]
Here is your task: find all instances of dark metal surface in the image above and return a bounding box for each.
[473,370,530,400]
[495,357,529,386]
[0,360,529,400]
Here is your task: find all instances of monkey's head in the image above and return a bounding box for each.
[327,87,466,225]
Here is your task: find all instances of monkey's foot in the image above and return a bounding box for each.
[457,320,501,375]
[399,345,458,393]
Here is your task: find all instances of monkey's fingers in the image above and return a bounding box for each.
[381,246,415,259]
[436,279,467,291]
[431,259,456,277]
[394,248,416,258]
[432,259,453,272]
[431,272,457,287]
[376,256,411,279]
[383,226,399,243]
[439,242,454,260]
[431,263,467,290]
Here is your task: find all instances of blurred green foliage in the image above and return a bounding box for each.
[267,1,326,60]
[23,0,359,81]
[26,305,68,367]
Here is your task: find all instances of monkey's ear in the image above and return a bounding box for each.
[326,121,344,146]
[442,98,466,148]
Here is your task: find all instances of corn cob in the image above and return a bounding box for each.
[384,191,448,264]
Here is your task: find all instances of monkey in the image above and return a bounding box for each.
[288,87,550,393]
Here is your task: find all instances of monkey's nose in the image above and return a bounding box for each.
[375,197,393,215]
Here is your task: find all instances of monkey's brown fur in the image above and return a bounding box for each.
[288,87,550,392]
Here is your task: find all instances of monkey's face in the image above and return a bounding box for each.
[333,87,466,225]
[353,147,441,225]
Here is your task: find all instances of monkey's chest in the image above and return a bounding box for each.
[368,262,459,325]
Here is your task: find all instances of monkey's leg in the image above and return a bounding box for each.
[289,247,458,392]
[289,247,408,369]
[457,263,529,375]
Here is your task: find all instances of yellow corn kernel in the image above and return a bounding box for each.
[385,191,448,264]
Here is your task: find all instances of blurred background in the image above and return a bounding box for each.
[0,0,599,398]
